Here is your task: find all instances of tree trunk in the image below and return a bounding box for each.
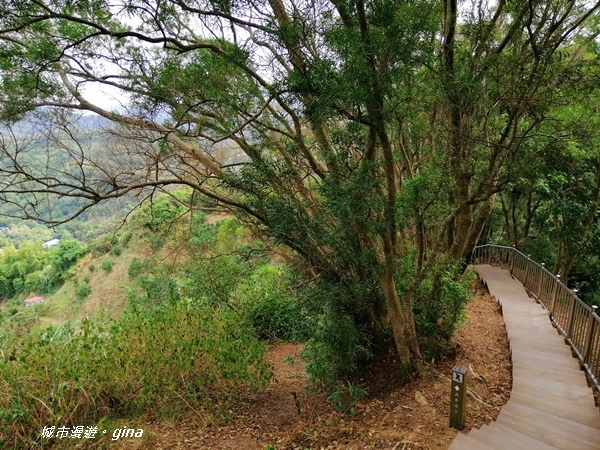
[461,194,496,262]
[379,270,423,379]
[379,228,423,378]
[448,177,474,260]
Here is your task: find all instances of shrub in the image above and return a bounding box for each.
[180,255,252,308]
[412,266,474,361]
[138,194,185,231]
[0,301,271,448]
[76,282,91,299]
[235,265,311,342]
[128,258,143,279]
[187,212,215,248]
[327,381,367,414]
[50,240,87,277]
[0,242,50,297]
[148,233,165,250]
[302,306,372,386]
[100,259,114,273]
[91,241,112,257]
[216,218,245,252]
[133,268,181,307]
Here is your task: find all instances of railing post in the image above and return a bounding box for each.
[583,305,598,365]
[566,289,578,340]
[550,274,561,314]
[523,255,531,289]
[536,263,545,300]
[509,246,515,274]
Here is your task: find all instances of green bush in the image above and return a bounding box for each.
[50,240,87,279]
[0,242,50,297]
[76,282,91,299]
[180,255,252,308]
[302,306,372,386]
[216,218,245,252]
[100,259,114,273]
[0,301,271,448]
[90,241,112,257]
[133,267,181,307]
[188,212,215,248]
[327,381,367,414]
[137,194,186,231]
[148,233,165,250]
[128,258,143,279]
[412,266,474,361]
[235,265,311,342]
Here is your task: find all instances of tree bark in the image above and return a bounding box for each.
[379,232,423,378]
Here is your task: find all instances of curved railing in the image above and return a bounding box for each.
[472,244,600,392]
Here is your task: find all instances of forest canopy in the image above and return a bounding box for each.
[1,0,600,378]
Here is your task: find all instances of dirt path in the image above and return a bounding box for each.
[129,280,511,449]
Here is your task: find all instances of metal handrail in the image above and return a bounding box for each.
[472,244,600,392]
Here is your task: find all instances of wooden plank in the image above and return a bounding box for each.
[508,338,574,357]
[506,328,571,346]
[470,422,559,449]
[511,367,589,390]
[497,400,600,449]
[511,375,596,407]
[510,347,582,372]
[448,433,496,450]
[509,384,599,429]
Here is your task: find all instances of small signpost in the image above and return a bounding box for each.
[449,365,467,430]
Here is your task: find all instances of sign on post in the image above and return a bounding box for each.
[450,365,467,430]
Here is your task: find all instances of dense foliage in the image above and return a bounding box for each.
[0,239,86,300]
[0,299,271,448]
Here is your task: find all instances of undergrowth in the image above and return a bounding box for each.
[0,300,271,448]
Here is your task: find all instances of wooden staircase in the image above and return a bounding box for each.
[449,265,600,449]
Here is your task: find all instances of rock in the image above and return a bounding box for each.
[414,391,429,406]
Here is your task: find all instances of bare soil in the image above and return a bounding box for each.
[121,279,511,449]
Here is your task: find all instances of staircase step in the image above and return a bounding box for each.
[497,400,600,449]
[511,357,588,387]
[469,421,559,449]
[449,433,495,449]
[509,378,599,426]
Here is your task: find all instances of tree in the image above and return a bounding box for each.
[0,0,599,379]
[491,80,600,288]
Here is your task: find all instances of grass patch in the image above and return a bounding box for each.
[0,300,271,448]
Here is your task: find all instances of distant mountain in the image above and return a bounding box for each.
[71,114,112,130]
[2,111,111,135]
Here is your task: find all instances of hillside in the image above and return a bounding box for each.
[3,209,227,327]
[2,229,153,328]
[35,239,150,327]
[6,245,512,450]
